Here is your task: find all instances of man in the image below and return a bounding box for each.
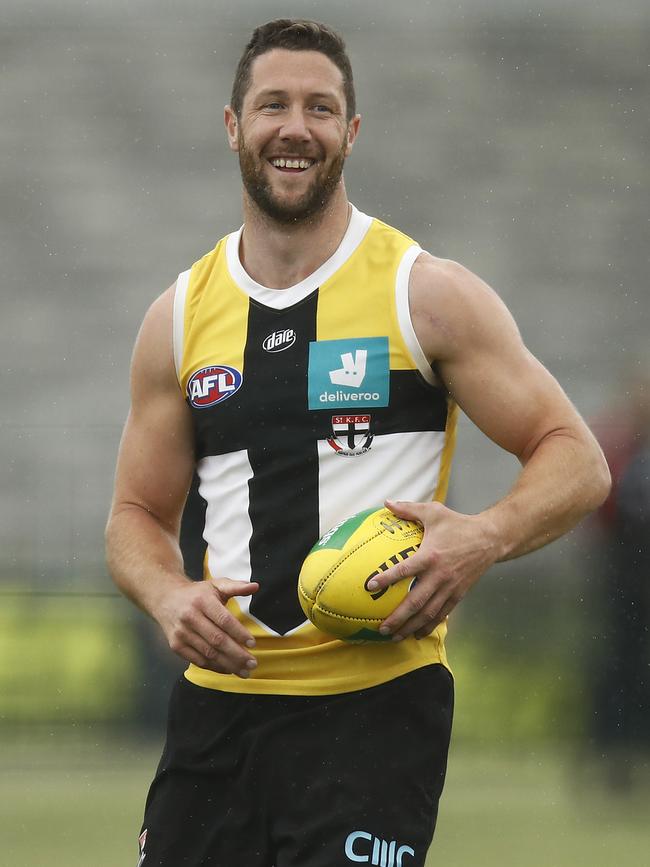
[106,19,610,867]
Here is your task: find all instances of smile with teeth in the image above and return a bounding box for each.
[270,157,315,170]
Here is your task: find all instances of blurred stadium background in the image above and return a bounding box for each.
[1,0,648,864]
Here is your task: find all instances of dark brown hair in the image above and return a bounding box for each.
[231,19,356,120]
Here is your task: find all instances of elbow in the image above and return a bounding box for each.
[104,515,120,581]
[586,447,612,512]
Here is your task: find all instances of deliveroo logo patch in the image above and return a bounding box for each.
[308,337,389,410]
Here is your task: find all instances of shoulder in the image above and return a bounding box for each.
[131,283,178,393]
[409,251,522,364]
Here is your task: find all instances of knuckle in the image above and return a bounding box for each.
[396,559,417,579]
[395,561,408,578]
[209,630,226,651]
[168,628,185,652]
[421,608,439,625]
[213,608,231,630]
[435,568,453,586]
[202,643,218,661]
[178,608,195,628]
[405,594,427,615]
[422,548,439,568]
[189,588,206,609]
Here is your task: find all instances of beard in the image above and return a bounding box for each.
[238,134,347,225]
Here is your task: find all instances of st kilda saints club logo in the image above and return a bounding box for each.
[326,414,374,456]
[187,365,243,409]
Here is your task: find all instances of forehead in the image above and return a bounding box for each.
[245,48,346,106]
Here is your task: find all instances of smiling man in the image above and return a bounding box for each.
[106,19,610,867]
[231,48,356,225]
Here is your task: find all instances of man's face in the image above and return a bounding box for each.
[225,49,360,224]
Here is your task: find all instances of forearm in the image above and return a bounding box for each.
[106,504,259,676]
[105,504,192,623]
[483,429,610,562]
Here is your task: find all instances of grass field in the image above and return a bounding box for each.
[2,731,649,866]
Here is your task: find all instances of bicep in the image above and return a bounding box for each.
[441,333,583,463]
[414,258,588,462]
[111,289,195,531]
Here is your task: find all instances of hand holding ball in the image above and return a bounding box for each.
[298,506,422,641]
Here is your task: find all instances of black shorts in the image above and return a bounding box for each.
[138,664,454,867]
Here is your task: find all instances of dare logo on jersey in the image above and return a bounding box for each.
[263,328,296,353]
[187,365,243,409]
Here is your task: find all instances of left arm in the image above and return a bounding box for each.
[370,254,610,640]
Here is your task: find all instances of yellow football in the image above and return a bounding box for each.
[298,506,423,641]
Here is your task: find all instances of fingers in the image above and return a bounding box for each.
[165,580,260,678]
[171,636,258,678]
[182,610,258,676]
[375,499,461,638]
[375,500,490,640]
[379,582,448,641]
[368,499,442,593]
[366,548,429,593]
[380,584,459,641]
[212,577,259,601]
[169,615,258,678]
[209,579,260,648]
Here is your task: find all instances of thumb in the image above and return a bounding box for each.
[384,498,426,523]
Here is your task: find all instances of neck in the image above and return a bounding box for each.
[238,184,352,289]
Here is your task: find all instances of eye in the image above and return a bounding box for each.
[262,102,284,112]
[312,104,333,114]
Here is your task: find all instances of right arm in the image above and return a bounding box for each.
[105,285,258,679]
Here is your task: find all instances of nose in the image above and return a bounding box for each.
[278,105,311,142]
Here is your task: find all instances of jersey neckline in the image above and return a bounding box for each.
[225,204,373,310]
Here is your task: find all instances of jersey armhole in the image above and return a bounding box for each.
[395,245,436,386]
[172,268,191,384]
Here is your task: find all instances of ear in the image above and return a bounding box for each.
[344,114,361,157]
[224,105,239,152]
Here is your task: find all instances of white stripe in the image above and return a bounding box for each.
[198,449,254,599]
[395,244,436,386]
[172,269,191,382]
[317,430,446,536]
[225,205,373,310]
[197,450,294,637]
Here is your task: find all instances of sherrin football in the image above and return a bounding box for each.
[298,506,423,641]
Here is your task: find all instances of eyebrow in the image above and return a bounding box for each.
[255,88,341,104]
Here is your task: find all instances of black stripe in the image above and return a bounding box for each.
[243,294,321,635]
[193,368,448,458]
[180,473,207,582]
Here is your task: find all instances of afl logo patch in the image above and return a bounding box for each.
[187,365,242,409]
[263,328,296,353]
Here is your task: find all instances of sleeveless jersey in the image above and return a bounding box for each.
[174,205,457,695]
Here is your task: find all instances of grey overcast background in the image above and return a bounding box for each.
[1,0,648,591]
